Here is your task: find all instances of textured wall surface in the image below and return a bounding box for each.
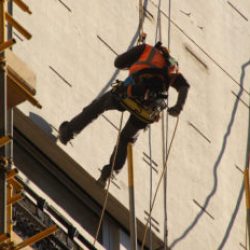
[13,0,250,249]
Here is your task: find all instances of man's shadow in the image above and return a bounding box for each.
[29,112,57,142]
[170,59,250,249]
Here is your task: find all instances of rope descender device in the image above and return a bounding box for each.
[138,32,147,45]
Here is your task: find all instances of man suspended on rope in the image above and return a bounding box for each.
[58,42,190,186]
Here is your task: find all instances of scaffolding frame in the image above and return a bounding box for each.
[0,1,56,248]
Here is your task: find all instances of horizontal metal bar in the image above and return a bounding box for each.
[7,73,42,109]
[13,0,32,14]
[15,201,71,250]
[5,12,32,40]
[0,135,12,148]
[6,168,18,180]
[0,38,16,53]
[14,225,57,250]
[8,178,23,192]
[0,233,9,242]
[7,192,23,205]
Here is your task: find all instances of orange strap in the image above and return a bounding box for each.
[127,85,133,97]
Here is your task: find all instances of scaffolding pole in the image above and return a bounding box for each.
[127,143,138,250]
[7,0,13,169]
[0,0,7,235]
[14,225,57,250]
[247,70,250,249]
[244,167,250,249]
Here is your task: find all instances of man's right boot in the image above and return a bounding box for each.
[58,121,74,145]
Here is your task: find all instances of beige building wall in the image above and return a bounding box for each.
[12,0,250,249]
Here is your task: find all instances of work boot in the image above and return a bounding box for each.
[58,121,74,145]
[97,165,112,187]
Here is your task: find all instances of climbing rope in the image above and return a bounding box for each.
[93,112,124,246]
[144,1,164,249]
[153,0,172,249]
[95,0,145,245]
[148,126,153,250]
[141,116,179,250]
[155,0,170,249]
[167,0,172,51]
[138,0,147,44]
[163,115,169,250]
[163,1,172,249]
[139,0,143,34]
[246,217,248,250]
[155,0,162,43]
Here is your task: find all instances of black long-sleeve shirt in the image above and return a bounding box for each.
[114,44,146,69]
[114,44,190,95]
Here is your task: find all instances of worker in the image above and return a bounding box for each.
[58,42,190,186]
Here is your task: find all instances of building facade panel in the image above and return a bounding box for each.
[12,1,250,248]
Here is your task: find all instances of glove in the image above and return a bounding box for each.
[168,105,182,117]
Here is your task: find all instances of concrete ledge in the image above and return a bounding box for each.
[5,49,36,109]
[13,108,163,248]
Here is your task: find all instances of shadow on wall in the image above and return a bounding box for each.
[27,2,150,145]
[170,59,250,249]
[29,112,57,142]
[217,59,250,250]
[96,1,149,98]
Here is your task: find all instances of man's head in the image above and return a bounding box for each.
[154,41,170,60]
[154,41,179,73]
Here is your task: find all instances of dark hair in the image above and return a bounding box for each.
[154,41,171,64]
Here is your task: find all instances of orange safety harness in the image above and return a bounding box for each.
[113,44,179,124]
[129,44,167,75]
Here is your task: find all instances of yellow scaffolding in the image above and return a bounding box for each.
[127,143,138,250]
[0,168,58,249]
[0,39,16,53]
[0,1,56,249]
[5,12,32,40]
[0,136,12,148]
[13,225,58,250]
[13,0,32,14]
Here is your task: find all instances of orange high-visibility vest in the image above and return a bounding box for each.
[129,44,167,75]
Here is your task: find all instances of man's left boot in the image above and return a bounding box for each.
[97,165,112,187]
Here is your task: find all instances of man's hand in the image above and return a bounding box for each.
[168,105,182,117]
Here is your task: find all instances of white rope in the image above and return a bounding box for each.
[141,116,179,250]
[93,112,124,246]
[154,0,171,249]
[246,216,248,250]
[95,0,144,246]
[163,0,172,248]
[155,0,162,43]
[139,0,144,36]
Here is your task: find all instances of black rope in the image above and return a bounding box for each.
[164,1,172,249]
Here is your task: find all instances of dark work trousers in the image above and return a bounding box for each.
[67,91,148,172]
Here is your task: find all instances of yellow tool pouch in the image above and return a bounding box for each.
[120,97,160,124]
